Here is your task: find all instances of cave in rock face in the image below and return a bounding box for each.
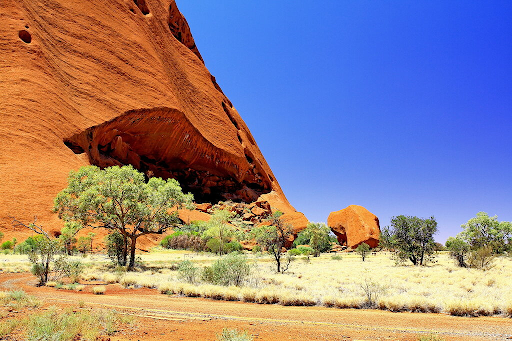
[64,107,273,204]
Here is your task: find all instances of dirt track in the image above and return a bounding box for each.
[1,273,511,341]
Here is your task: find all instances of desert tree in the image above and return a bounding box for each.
[459,212,512,254]
[381,215,438,266]
[11,217,59,285]
[293,222,332,257]
[53,165,193,271]
[202,209,235,255]
[445,236,469,268]
[356,242,370,261]
[252,211,293,273]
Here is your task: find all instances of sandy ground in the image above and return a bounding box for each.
[1,273,511,341]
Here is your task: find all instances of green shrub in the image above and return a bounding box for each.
[331,255,343,260]
[14,236,41,254]
[54,257,84,283]
[288,248,302,256]
[296,246,313,255]
[252,245,261,253]
[217,328,253,341]
[206,238,222,254]
[292,223,334,256]
[202,253,251,286]
[225,241,243,253]
[177,260,198,283]
[1,240,14,250]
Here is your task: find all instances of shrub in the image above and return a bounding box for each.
[288,248,302,256]
[1,240,14,250]
[293,223,333,256]
[177,260,198,283]
[14,236,41,254]
[331,255,343,260]
[206,238,222,254]
[202,253,251,286]
[296,246,313,256]
[53,257,84,283]
[225,241,243,253]
[360,278,385,308]
[252,245,261,253]
[467,245,495,270]
[161,232,206,252]
[217,328,253,341]
[93,286,106,295]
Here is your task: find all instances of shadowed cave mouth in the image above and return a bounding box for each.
[63,110,273,204]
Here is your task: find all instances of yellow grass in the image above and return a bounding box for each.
[3,251,511,316]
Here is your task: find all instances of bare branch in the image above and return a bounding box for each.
[10,216,51,240]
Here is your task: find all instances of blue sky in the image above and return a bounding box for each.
[178,1,512,243]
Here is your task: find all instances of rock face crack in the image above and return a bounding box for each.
[64,107,272,203]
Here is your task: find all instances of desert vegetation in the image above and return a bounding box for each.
[0,289,133,340]
[1,165,511,341]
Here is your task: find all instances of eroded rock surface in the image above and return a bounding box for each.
[327,205,380,248]
[0,0,306,240]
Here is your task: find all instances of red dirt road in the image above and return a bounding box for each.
[1,273,511,341]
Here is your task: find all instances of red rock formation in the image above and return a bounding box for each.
[327,205,380,248]
[0,0,307,240]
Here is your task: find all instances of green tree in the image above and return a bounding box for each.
[355,242,370,261]
[202,210,235,255]
[104,231,127,266]
[445,236,469,268]
[459,212,512,254]
[0,231,3,243]
[11,218,59,285]
[59,222,80,255]
[293,222,332,257]
[381,215,438,266]
[252,212,293,273]
[54,165,193,271]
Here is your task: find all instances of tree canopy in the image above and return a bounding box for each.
[54,165,193,270]
[459,212,512,254]
[381,215,437,266]
[293,222,333,256]
[252,211,293,273]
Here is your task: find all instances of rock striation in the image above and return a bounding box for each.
[327,205,380,249]
[0,0,307,240]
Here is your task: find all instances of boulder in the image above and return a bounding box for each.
[0,0,306,239]
[327,205,380,248]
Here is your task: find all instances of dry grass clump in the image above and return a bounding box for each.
[92,286,106,295]
[217,328,254,341]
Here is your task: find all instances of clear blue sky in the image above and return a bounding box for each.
[178,1,512,243]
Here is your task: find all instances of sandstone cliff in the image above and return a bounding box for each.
[0,0,307,240]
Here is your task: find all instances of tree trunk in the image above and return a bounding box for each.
[121,234,128,266]
[127,236,137,271]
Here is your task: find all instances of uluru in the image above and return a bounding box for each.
[0,0,307,239]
